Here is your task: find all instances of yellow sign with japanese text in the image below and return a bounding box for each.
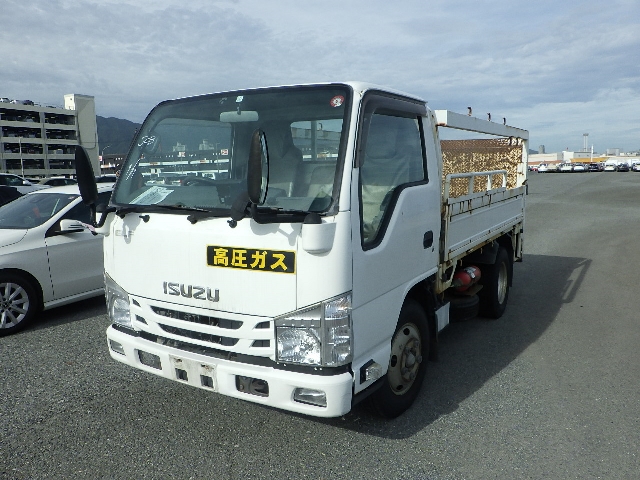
[206,246,296,274]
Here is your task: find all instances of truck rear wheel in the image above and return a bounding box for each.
[478,247,511,319]
[370,299,429,418]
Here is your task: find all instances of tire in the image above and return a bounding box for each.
[478,247,511,319]
[447,293,480,322]
[369,300,430,418]
[0,273,40,336]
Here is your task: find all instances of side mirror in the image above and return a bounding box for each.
[247,129,268,205]
[75,146,98,205]
[59,219,86,233]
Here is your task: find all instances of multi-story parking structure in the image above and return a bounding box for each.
[0,94,99,178]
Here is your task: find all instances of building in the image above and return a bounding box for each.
[529,150,602,168]
[100,153,126,175]
[0,94,99,178]
[562,151,591,161]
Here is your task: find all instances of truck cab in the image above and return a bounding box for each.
[76,82,527,418]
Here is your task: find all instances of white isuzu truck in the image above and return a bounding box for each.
[76,82,528,418]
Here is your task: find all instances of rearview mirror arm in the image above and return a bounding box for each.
[89,204,117,230]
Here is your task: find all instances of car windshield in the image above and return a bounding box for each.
[0,192,78,229]
[111,85,351,219]
[0,174,27,187]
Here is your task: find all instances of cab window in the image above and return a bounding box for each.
[359,112,425,245]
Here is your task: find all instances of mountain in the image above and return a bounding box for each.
[96,116,141,155]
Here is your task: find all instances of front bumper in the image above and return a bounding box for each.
[106,325,354,417]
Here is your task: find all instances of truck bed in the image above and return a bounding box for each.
[443,174,526,262]
[433,110,528,290]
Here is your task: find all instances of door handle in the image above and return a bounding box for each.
[423,230,433,249]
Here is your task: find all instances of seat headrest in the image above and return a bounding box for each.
[365,116,398,160]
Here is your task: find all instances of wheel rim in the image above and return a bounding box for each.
[497,261,508,304]
[388,322,423,396]
[0,281,30,330]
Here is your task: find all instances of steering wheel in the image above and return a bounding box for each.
[181,176,217,186]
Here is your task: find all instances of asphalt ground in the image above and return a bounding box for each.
[2,171,639,479]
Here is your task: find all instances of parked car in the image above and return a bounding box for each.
[537,163,550,173]
[0,173,49,194]
[617,163,630,172]
[95,174,118,183]
[603,163,617,172]
[559,163,574,172]
[0,184,113,336]
[572,163,587,172]
[632,163,640,172]
[38,177,78,187]
[588,163,601,172]
[9,99,34,105]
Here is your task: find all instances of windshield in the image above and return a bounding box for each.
[112,85,351,218]
[0,192,78,229]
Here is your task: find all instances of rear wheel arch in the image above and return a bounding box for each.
[465,235,515,285]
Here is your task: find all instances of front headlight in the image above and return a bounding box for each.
[105,273,133,329]
[275,293,352,367]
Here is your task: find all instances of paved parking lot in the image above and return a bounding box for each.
[2,172,639,479]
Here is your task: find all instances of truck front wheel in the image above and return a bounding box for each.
[370,300,429,418]
[478,246,511,319]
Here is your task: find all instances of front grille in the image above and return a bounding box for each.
[151,306,242,330]
[158,322,238,346]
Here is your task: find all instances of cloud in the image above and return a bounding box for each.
[1,0,639,152]
[516,87,640,152]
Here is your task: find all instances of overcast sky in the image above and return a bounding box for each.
[2,0,639,153]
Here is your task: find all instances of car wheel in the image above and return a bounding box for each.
[478,247,511,319]
[0,273,40,336]
[369,300,429,418]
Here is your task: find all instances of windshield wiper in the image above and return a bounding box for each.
[116,204,228,224]
[250,205,311,224]
[258,206,311,214]
[155,204,210,213]
[115,204,208,218]
[115,205,148,217]
[153,204,230,224]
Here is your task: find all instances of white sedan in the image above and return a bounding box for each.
[0,173,50,194]
[0,184,113,335]
[538,163,558,173]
